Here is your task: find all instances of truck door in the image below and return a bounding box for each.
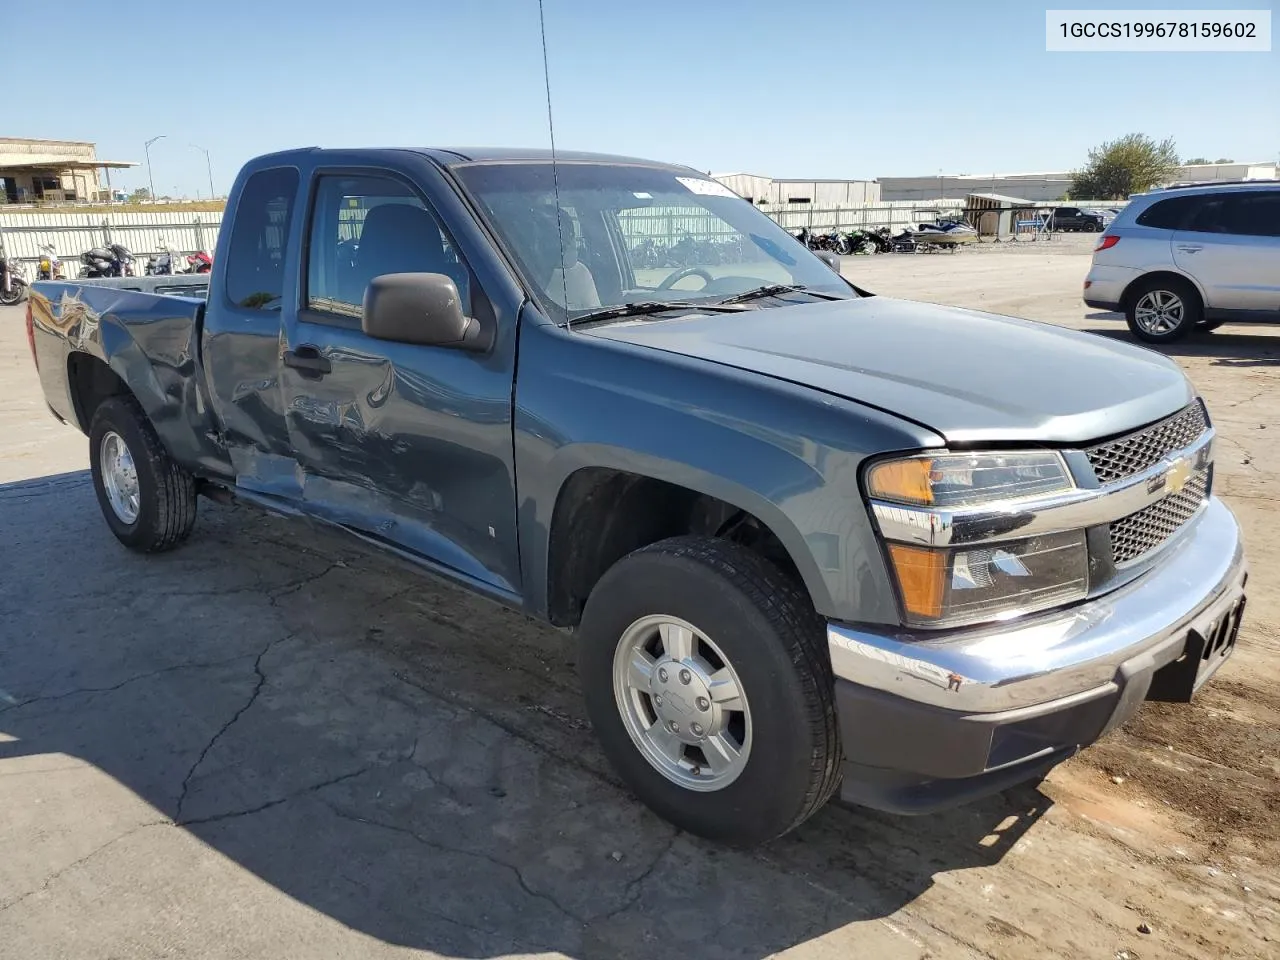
[202,166,305,496]
[1173,190,1280,313]
[279,166,521,597]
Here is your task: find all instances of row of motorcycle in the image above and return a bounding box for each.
[792,216,979,255]
[0,241,212,306]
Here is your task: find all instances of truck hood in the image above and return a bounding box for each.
[585,297,1193,444]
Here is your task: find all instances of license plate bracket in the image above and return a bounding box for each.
[1147,595,1245,703]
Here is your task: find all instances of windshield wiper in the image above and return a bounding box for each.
[569,300,751,326]
[716,284,849,305]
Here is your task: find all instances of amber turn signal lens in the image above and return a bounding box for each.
[886,543,946,620]
[866,459,934,505]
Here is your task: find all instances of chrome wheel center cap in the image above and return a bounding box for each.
[651,659,715,741]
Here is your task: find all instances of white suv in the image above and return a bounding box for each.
[1083,182,1280,343]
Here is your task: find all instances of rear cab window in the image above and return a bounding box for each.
[224,167,300,310]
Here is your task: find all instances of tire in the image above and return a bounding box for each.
[579,536,840,846]
[1125,276,1202,344]
[0,278,25,306]
[89,395,197,552]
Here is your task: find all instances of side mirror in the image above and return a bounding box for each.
[362,272,486,350]
[813,250,842,273]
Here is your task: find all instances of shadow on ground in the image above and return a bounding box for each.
[0,471,1048,958]
[1083,323,1280,366]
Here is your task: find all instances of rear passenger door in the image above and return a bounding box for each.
[278,168,523,596]
[1173,191,1280,312]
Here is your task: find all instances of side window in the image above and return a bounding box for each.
[305,174,470,321]
[224,167,299,310]
[1220,192,1280,238]
[1185,197,1227,234]
[1136,195,1197,229]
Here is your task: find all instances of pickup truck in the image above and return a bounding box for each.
[26,147,1247,846]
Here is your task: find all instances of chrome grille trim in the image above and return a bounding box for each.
[1110,469,1210,565]
[1085,402,1208,485]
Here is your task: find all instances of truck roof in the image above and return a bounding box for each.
[252,146,691,170]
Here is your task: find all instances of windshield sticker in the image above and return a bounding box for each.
[632,191,652,199]
[675,176,738,199]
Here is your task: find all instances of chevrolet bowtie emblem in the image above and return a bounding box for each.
[1165,457,1192,495]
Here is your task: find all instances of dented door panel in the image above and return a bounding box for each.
[279,320,520,593]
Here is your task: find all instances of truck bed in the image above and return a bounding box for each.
[68,275,211,298]
[28,279,231,479]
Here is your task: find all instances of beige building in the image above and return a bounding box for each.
[0,137,138,203]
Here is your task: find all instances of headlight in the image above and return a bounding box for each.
[867,452,1088,628]
[866,451,1073,507]
[885,531,1088,628]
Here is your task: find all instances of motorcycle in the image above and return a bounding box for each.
[37,243,65,280]
[811,229,841,252]
[836,230,883,256]
[80,243,135,278]
[145,239,179,276]
[0,254,28,306]
[183,251,213,274]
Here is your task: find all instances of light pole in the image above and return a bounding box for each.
[144,135,166,200]
[191,144,215,199]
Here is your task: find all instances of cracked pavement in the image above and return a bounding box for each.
[2,240,1277,960]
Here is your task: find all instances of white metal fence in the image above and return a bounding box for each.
[0,210,224,266]
[0,195,1125,272]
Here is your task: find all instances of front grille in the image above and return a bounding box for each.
[1109,469,1210,565]
[1085,402,1208,485]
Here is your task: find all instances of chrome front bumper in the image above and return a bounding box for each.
[828,496,1245,715]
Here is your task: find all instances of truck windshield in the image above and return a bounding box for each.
[453,162,852,323]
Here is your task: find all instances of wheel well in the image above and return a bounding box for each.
[1122,271,1204,311]
[66,353,129,433]
[546,468,803,628]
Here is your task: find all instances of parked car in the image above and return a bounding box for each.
[1050,206,1107,232]
[1084,182,1280,343]
[26,147,1247,845]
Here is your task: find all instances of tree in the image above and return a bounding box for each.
[1069,134,1180,199]
[127,187,151,202]
[1185,157,1210,165]
[1213,157,1234,164]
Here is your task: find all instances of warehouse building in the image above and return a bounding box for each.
[712,173,881,206]
[0,137,137,204]
[879,161,1279,202]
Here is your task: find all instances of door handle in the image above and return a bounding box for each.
[283,345,332,377]
[1177,245,1203,253]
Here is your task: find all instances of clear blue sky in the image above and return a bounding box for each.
[12,0,1276,197]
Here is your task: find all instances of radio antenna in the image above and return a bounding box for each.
[537,0,571,324]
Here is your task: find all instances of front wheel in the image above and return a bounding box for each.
[89,396,198,551]
[1125,276,1202,344]
[579,536,841,845]
[0,278,25,306]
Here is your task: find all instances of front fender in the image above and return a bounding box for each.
[513,320,943,625]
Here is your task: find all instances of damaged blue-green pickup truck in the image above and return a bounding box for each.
[26,147,1246,845]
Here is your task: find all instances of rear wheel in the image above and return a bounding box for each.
[1125,276,1201,344]
[89,396,197,551]
[579,536,841,846]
